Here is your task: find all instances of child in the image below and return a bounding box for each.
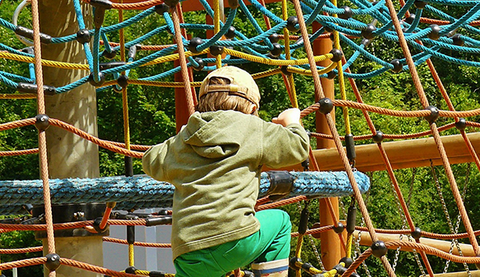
[142,66,310,277]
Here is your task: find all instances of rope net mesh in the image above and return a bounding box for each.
[1,0,480,276]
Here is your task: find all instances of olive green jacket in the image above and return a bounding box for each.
[142,110,309,260]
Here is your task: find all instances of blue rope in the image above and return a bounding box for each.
[197,8,238,51]
[0,171,370,214]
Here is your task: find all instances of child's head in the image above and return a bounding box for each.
[197,66,260,116]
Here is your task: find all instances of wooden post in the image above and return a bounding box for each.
[312,22,344,269]
[38,1,103,276]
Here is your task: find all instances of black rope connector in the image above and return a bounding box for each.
[351,272,361,277]
[103,49,117,59]
[280,66,292,76]
[452,34,464,46]
[35,114,50,131]
[117,74,129,88]
[346,204,357,234]
[333,264,347,275]
[125,266,136,274]
[192,58,205,71]
[45,253,61,271]
[455,118,467,131]
[188,37,204,53]
[405,13,416,24]
[145,216,173,226]
[22,204,34,214]
[298,202,310,235]
[289,257,302,271]
[21,46,34,55]
[286,16,299,32]
[228,0,240,9]
[155,3,170,15]
[17,83,56,95]
[92,217,109,233]
[124,154,133,177]
[90,0,112,29]
[76,29,91,44]
[269,33,280,43]
[390,59,403,73]
[128,44,140,60]
[149,271,167,277]
[340,257,353,268]
[265,171,294,201]
[345,134,356,164]
[424,105,439,124]
[330,48,343,62]
[225,26,236,39]
[372,131,384,143]
[338,6,353,20]
[270,43,282,57]
[411,227,422,240]
[327,70,337,79]
[99,61,125,70]
[361,38,372,47]
[317,98,334,114]
[15,26,52,44]
[414,0,427,9]
[88,72,106,87]
[361,24,376,40]
[428,24,441,40]
[333,222,344,234]
[371,240,388,257]
[301,262,314,272]
[210,45,224,56]
[127,225,135,245]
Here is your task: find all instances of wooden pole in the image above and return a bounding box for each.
[354,230,476,256]
[297,132,480,172]
[312,22,344,269]
[38,1,103,276]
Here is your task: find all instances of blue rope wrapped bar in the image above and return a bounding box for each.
[0,171,369,215]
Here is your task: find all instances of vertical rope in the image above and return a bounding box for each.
[30,0,56,276]
[281,0,298,108]
[331,0,351,135]
[171,6,195,116]
[213,0,222,68]
[176,3,197,107]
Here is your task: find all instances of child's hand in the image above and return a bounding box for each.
[272,108,301,127]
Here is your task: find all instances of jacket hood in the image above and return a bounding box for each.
[182,111,244,159]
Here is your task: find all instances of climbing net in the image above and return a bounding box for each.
[1,0,480,276]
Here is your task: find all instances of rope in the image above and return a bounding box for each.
[29,0,56,265]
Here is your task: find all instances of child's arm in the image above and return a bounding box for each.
[261,108,309,168]
[142,139,171,182]
[272,108,301,127]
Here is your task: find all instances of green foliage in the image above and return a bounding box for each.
[0,217,42,277]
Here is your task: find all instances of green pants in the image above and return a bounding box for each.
[174,209,292,277]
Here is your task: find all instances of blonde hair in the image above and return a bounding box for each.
[196,77,259,116]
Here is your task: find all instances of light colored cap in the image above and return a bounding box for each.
[198,66,260,107]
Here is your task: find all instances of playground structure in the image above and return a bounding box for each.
[1,0,480,276]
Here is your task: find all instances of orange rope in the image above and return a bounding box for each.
[30,0,56,267]
[170,5,195,117]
